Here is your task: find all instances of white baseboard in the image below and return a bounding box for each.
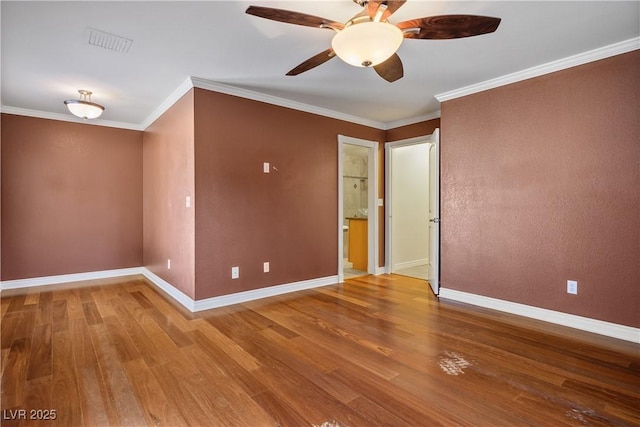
[0,267,145,291]
[140,269,196,311]
[393,259,429,270]
[1,267,340,314]
[439,288,640,344]
[11,270,634,343]
[190,275,339,312]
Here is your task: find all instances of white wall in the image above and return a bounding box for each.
[391,143,430,269]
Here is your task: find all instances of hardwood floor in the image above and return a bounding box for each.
[1,274,639,426]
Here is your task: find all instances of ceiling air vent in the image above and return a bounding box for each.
[87,28,133,53]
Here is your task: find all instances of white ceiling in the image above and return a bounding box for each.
[1,1,639,130]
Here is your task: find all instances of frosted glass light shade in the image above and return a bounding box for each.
[64,90,105,120]
[331,21,403,67]
[64,100,105,119]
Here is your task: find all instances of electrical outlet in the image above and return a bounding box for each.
[567,280,578,294]
[185,196,191,208]
[263,262,270,273]
[231,266,239,279]
[263,162,270,173]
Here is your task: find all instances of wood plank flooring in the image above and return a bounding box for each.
[1,274,639,426]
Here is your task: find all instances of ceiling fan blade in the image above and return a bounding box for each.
[286,49,337,76]
[397,15,501,39]
[374,53,404,82]
[367,1,407,21]
[246,6,344,30]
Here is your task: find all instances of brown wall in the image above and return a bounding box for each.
[9,50,636,331]
[440,51,640,327]
[193,89,384,299]
[143,90,196,298]
[1,114,143,280]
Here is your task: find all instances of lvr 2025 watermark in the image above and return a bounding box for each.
[2,409,57,420]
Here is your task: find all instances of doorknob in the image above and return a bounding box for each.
[429,218,440,223]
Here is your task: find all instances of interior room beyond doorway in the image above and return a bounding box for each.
[343,143,369,279]
[388,139,435,282]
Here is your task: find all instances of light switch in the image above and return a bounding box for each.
[263,162,270,173]
[186,196,191,208]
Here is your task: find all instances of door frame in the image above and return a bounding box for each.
[384,132,440,293]
[338,135,379,282]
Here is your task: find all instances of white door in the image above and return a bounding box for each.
[428,129,440,295]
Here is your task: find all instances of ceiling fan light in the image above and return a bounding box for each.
[331,21,403,68]
[64,90,105,119]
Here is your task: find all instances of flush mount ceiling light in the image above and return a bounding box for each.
[331,19,403,67]
[64,89,105,120]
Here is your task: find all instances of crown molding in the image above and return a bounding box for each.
[436,37,640,102]
[385,110,441,130]
[0,105,142,131]
[5,37,637,131]
[190,77,388,130]
[139,76,194,130]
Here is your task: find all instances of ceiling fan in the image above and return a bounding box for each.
[246,0,500,83]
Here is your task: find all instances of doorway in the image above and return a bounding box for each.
[385,130,440,295]
[338,135,379,282]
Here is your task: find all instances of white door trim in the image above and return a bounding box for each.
[338,135,379,282]
[428,129,440,295]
